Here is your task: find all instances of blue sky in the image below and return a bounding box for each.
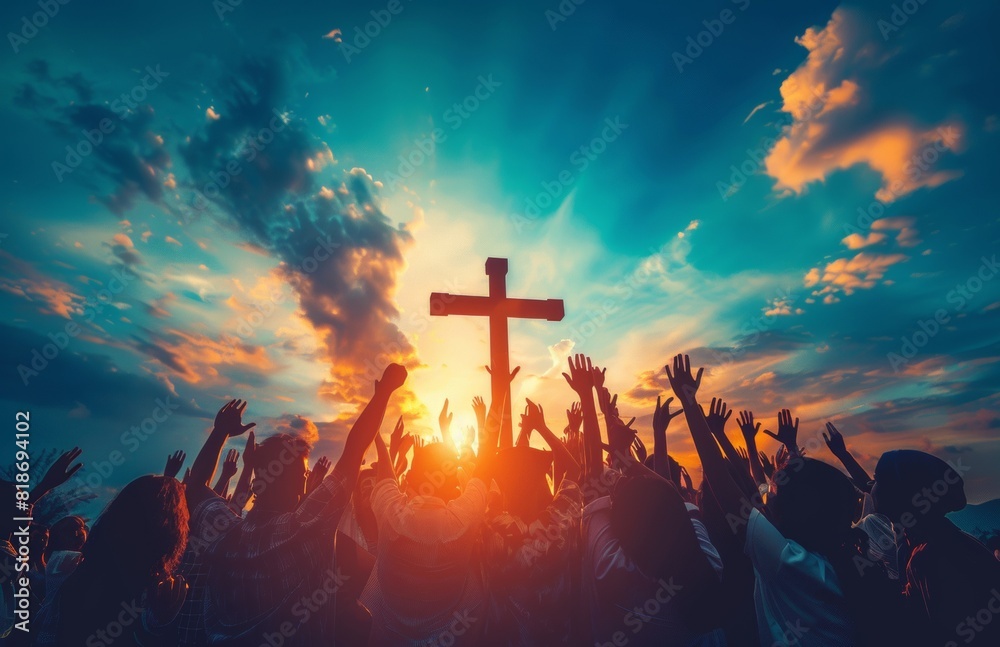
[2,0,999,512]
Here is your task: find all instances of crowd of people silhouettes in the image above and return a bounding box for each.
[2,353,998,646]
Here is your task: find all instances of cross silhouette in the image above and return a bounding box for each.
[430,258,565,449]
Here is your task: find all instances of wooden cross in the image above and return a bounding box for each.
[430,258,565,449]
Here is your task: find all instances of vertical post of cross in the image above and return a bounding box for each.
[485,258,513,448]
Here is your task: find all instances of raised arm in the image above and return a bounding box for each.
[332,363,407,487]
[374,431,395,484]
[562,354,602,479]
[29,447,83,506]
[164,451,186,480]
[738,410,767,491]
[523,399,581,485]
[651,395,683,481]
[438,399,454,448]
[190,399,256,488]
[667,354,753,543]
[212,449,239,497]
[230,431,256,511]
[823,422,873,492]
[762,409,801,459]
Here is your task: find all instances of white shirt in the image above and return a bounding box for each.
[745,508,855,646]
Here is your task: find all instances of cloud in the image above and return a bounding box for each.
[178,54,421,427]
[743,101,772,124]
[804,251,908,299]
[129,327,276,385]
[0,323,204,421]
[0,251,84,319]
[764,8,965,202]
[841,232,886,250]
[15,62,172,214]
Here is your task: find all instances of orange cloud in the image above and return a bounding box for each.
[804,252,908,299]
[765,9,963,202]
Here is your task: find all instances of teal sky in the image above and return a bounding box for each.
[2,0,999,512]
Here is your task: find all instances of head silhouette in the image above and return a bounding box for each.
[57,476,187,645]
[767,457,860,555]
[406,442,460,501]
[79,475,188,590]
[45,515,88,561]
[251,433,311,513]
[610,474,721,631]
[872,449,966,529]
[494,446,553,522]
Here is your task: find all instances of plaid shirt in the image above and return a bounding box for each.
[173,485,242,646]
[204,470,351,646]
[360,478,488,646]
[483,479,582,646]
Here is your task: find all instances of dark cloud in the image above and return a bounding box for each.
[179,54,419,413]
[0,323,205,421]
[14,61,171,215]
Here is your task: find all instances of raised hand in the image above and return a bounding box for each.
[375,363,408,394]
[821,421,873,491]
[631,435,647,463]
[389,417,404,462]
[148,574,188,626]
[823,422,847,456]
[438,399,454,438]
[652,395,682,436]
[680,465,694,492]
[471,396,486,429]
[462,425,476,449]
[759,451,775,478]
[164,451,186,480]
[562,354,595,395]
[736,446,749,463]
[737,410,761,446]
[32,447,83,503]
[566,402,583,434]
[214,399,256,438]
[664,354,703,403]
[775,444,790,467]
[591,364,607,390]
[705,397,733,438]
[394,432,414,476]
[306,456,331,494]
[220,449,240,480]
[763,409,799,453]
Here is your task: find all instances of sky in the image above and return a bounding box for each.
[1,0,999,513]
